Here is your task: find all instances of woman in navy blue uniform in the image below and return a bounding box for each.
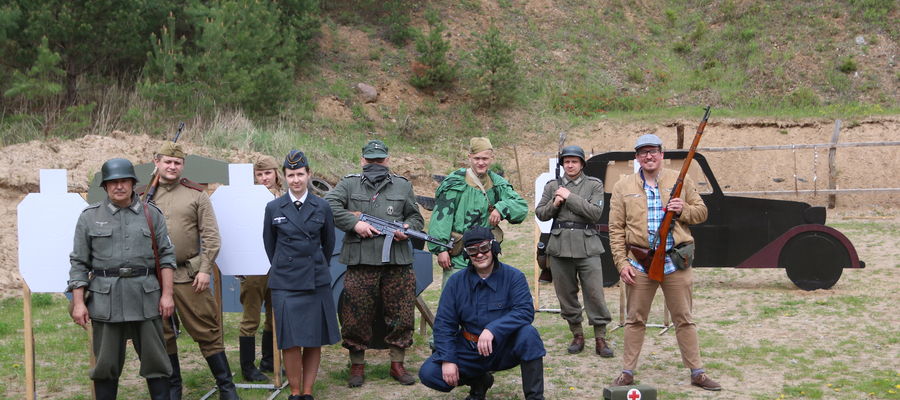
[262,150,338,400]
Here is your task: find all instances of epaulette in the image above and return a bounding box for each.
[83,202,102,212]
[343,173,361,179]
[179,177,204,192]
[390,173,409,181]
[585,176,604,184]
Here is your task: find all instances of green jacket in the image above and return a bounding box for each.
[68,194,176,322]
[428,169,528,270]
[535,172,606,258]
[326,173,424,266]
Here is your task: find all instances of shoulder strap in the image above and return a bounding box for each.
[141,202,162,275]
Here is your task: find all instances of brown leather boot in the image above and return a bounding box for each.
[595,337,614,358]
[390,362,416,385]
[612,372,634,386]
[567,334,585,354]
[348,364,365,388]
[691,372,722,391]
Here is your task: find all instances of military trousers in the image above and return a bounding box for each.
[549,255,612,336]
[90,318,172,381]
[623,267,702,371]
[340,264,415,352]
[163,282,224,357]
[239,275,273,336]
[419,325,545,392]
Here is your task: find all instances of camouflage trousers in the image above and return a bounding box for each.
[340,264,415,352]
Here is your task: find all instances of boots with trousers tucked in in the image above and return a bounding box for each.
[206,351,241,400]
[93,379,118,400]
[168,354,182,400]
[520,358,545,400]
[239,336,268,382]
[147,377,172,400]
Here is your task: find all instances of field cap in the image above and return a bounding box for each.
[362,140,389,159]
[283,150,308,169]
[634,134,663,150]
[469,137,493,154]
[157,142,186,159]
[255,155,280,171]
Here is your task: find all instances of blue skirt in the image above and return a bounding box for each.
[271,286,340,349]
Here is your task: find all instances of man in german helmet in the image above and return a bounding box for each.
[536,145,614,357]
[69,158,176,399]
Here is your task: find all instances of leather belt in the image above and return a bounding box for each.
[461,331,480,342]
[552,221,595,230]
[93,267,154,277]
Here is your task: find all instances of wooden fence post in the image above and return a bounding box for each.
[828,120,841,209]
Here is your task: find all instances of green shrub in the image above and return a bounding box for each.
[3,36,63,102]
[784,87,821,108]
[383,0,413,46]
[467,26,520,108]
[409,9,455,90]
[837,56,858,73]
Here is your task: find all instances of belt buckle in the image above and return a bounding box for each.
[119,267,134,277]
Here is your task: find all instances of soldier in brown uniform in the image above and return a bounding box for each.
[237,156,283,382]
[150,143,240,400]
[535,145,613,357]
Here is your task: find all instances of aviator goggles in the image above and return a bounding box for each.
[464,240,493,256]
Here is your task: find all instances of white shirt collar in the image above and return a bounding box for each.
[289,189,308,204]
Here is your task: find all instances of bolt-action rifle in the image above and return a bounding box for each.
[143,122,184,336]
[358,213,452,263]
[647,106,711,282]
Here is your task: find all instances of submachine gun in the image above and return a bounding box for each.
[359,213,452,263]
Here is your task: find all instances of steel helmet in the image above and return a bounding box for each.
[558,145,586,164]
[99,158,138,186]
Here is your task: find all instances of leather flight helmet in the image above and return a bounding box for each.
[99,158,138,186]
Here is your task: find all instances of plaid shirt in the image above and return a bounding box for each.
[629,172,676,275]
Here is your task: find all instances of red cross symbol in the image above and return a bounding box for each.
[627,388,642,400]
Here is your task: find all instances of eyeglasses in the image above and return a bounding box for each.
[464,240,493,256]
[636,148,661,157]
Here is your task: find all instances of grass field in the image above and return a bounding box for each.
[2,211,898,399]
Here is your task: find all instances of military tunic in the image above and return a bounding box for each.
[427,169,528,275]
[151,179,225,357]
[535,172,612,335]
[419,262,546,392]
[325,172,424,353]
[68,194,176,380]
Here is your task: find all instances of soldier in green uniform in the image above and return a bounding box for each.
[535,145,614,357]
[325,139,424,388]
[237,155,283,382]
[68,158,175,399]
[150,143,240,400]
[428,137,528,284]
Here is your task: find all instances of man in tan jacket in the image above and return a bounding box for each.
[608,134,721,391]
[151,142,239,399]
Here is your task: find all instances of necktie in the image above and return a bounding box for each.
[294,200,303,210]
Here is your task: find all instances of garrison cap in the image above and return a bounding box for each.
[255,155,280,171]
[362,140,389,159]
[469,137,493,154]
[634,134,663,150]
[283,150,308,169]
[157,142,186,159]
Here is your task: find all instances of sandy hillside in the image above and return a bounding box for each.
[1,116,899,296]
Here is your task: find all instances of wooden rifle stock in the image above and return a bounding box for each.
[647,106,710,282]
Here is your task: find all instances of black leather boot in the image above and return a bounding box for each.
[147,377,172,400]
[520,358,545,400]
[94,379,118,400]
[168,354,182,400]
[239,336,268,382]
[205,351,241,400]
[463,372,494,400]
[259,330,274,372]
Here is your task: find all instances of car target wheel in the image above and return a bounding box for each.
[779,231,848,291]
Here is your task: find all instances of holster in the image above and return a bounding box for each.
[626,245,653,270]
